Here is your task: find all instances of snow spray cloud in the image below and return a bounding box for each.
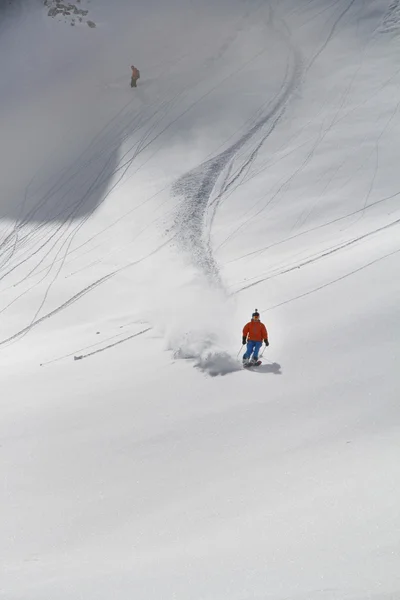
[154,266,241,376]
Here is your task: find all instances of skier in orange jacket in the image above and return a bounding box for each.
[130,65,140,88]
[242,309,269,365]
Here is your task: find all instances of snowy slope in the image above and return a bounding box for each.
[1,0,400,599]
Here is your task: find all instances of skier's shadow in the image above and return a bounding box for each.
[253,362,282,375]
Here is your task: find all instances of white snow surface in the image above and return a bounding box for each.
[1,0,400,598]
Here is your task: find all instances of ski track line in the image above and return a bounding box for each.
[0,74,189,270]
[2,23,282,343]
[304,0,358,75]
[0,35,264,299]
[213,120,330,254]
[0,229,76,316]
[226,189,400,265]
[1,0,391,338]
[261,246,400,312]
[0,4,293,298]
[0,108,160,291]
[290,30,386,232]
[346,91,400,228]
[64,205,175,279]
[40,326,152,366]
[204,51,300,217]
[207,0,364,256]
[173,3,303,283]
[225,0,375,242]
[214,3,379,252]
[73,327,152,361]
[232,216,400,293]
[0,273,114,348]
[0,237,172,348]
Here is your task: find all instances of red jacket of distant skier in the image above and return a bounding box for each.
[243,320,268,342]
[131,66,140,79]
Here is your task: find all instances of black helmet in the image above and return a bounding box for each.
[252,309,260,319]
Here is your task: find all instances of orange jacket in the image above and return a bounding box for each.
[243,320,268,342]
[131,67,140,79]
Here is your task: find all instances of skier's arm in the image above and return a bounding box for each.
[262,324,269,345]
[242,323,249,345]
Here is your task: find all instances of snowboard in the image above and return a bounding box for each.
[243,360,261,368]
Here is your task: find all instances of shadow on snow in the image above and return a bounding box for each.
[250,362,282,375]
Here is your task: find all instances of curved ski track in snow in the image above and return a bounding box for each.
[172,6,302,285]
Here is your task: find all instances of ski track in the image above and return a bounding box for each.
[171,0,390,289]
[39,324,151,366]
[212,0,386,255]
[59,327,152,364]
[261,246,400,312]
[0,31,246,339]
[0,0,397,348]
[0,237,171,348]
[206,0,400,305]
[232,216,400,294]
[1,2,400,595]
[0,1,289,343]
[225,189,400,266]
[380,0,400,33]
[172,3,302,285]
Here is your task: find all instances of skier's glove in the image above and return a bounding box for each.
[264,339,269,346]
[242,337,246,345]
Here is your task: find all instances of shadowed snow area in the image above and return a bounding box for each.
[1,0,400,599]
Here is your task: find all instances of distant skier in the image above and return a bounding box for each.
[242,309,269,365]
[130,65,140,88]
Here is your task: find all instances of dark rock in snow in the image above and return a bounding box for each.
[44,0,92,27]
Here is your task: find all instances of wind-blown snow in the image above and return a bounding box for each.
[1,0,399,599]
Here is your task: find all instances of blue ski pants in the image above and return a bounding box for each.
[243,340,262,360]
